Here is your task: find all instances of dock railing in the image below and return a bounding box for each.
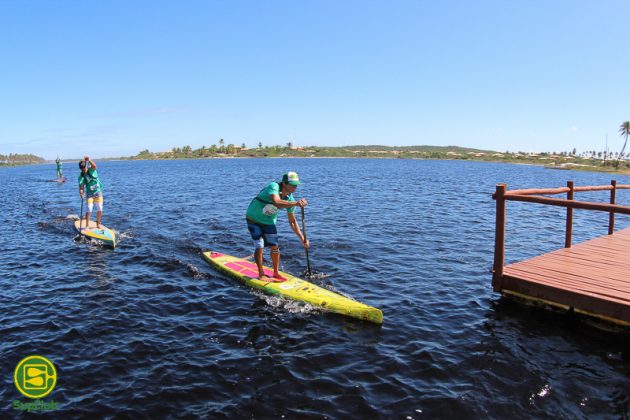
[492,180,630,291]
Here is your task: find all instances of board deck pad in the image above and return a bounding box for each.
[74,218,116,248]
[203,251,383,324]
[225,261,278,279]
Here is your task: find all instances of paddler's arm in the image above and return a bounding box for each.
[84,156,97,169]
[270,194,307,209]
[287,212,310,249]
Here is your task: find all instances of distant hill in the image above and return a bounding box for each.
[0,153,45,166]
[123,143,629,173]
[127,144,496,160]
[327,145,493,153]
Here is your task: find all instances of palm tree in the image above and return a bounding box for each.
[616,121,630,169]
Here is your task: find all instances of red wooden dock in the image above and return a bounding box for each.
[492,181,630,327]
[500,227,630,325]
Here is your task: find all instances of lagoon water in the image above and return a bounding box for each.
[1,158,629,417]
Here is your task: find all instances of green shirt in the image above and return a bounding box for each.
[246,181,295,225]
[77,168,104,197]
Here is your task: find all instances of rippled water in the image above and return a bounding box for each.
[1,158,629,417]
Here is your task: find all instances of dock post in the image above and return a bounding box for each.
[609,180,617,235]
[492,184,507,291]
[565,181,574,248]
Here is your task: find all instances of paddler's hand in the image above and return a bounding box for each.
[296,198,308,208]
[303,239,310,249]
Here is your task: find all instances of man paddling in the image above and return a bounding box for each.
[55,156,63,180]
[246,172,309,282]
[78,156,105,229]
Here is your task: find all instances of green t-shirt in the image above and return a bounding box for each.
[246,181,296,225]
[77,168,104,197]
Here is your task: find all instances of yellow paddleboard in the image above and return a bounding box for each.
[203,251,383,324]
[74,219,116,248]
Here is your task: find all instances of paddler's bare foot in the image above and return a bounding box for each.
[273,273,287,282]
[259,274,286,283]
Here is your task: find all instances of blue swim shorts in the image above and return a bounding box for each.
[247,221,278,249]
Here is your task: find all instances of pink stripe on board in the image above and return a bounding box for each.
[225,261,275,279]
[240,269,260,278]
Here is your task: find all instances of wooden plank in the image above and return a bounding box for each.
[505,266,630,301]
[504,271,628,298]
[499,226,630,323]
[508,255,630,278]
[501,274,630,322]
[507,253,630,290]
[510,260,630,284]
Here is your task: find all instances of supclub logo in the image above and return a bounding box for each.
[14,355,57,399]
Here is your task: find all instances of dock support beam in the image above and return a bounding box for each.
[565,181,574,248]
[609,180,616,235]
[492,184,506,291]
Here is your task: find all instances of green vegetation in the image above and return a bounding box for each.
[0,153,45,166]
[6,118,630,175]
[616,121,630,169]
[133,143,494,160]
[128,142,629,174]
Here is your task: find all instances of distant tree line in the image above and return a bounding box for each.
[125,120,630,171]
[133,139,306,160]
[572,121,630,168]
[130,141,497,160]
[128,139,629,173]
[0,153,45,166]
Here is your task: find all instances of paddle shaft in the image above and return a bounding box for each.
[300,207,312,276]
[80,195,84,232]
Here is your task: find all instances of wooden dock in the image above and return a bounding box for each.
[500,227,630,325]
[492,181,630,327]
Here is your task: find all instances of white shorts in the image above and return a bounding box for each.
[87,195,103,212]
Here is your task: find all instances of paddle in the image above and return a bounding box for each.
[301,206,312,277]
[79,194,85,234]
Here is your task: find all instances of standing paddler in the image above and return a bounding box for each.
[55,156,63,180]
[78,156,105,229]
[245,172,309,282]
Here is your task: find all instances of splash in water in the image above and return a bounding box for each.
[255,291,321,316]
[301,269,330,280]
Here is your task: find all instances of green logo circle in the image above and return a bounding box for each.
[14,355,57,399]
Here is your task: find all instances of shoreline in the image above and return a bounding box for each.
[4,156,630,175]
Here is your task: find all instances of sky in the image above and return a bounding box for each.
[1,0,629,160]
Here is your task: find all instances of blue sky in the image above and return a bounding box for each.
[1,0,629,159]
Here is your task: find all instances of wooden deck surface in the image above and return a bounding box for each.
[499,227,630,325]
